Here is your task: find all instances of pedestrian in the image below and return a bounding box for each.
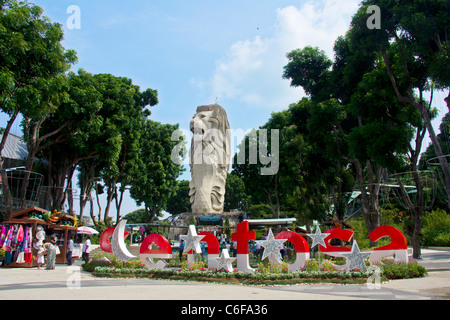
[44,236,56,270]
[179,239,185,261]
[66,237,74,266]
[34,240,45,270]
[201,241,206,261]
[255,241,262,261]
[278,243,286,260]
[81,235,91,264]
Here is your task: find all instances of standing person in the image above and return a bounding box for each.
[200,241,206,261]
[179,239,185,261]
[44,236,56,270]
[81,235,91,264]
[34,239,45,270]
[255,241,262,261]
[66,237,74,266]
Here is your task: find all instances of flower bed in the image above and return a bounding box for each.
[84,259,427,286]
[90,266,377,285]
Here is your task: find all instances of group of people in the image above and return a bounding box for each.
[34,234,92,270]
[34,234,58,270]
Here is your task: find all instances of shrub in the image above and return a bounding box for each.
[321,259,337,271]
[82,259,112,272]
[305,259,319,271]
[180,260,206,270]
[257,260,289,274]
[422,209,450,246]
[381,262,427,280]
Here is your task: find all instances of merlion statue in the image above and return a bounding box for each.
[189,104,231,214]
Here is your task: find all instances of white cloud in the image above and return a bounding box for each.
[212,36,269,101]
[207,0,361,111]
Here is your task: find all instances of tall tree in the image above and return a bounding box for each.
[283,39,423,245]
[129,120,183,222]
[0,0,76,215]
[349,0,450,208]
[92,73,158,223]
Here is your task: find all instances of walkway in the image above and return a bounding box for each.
[0,249,448,301]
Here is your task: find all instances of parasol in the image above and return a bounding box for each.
[77,226,99,235]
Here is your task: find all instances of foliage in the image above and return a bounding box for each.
[123,209,147,224]
[81,259,112,272]
[0,0,77,215]
[129,120,183,222]
[180,260,206,271]
[224,173,249,212]
[92,266,380,285]
[166,180,191,215]
[381,263,427,280]
[422,209,450,246]
[90,263,427,285]
[257,260,289,274]
[247,204,273,220]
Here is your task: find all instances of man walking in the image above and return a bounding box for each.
[66,237,74,266]
[81,236,91,264]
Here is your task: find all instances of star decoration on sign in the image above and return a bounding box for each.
[307,227,328,249]
[215,249,236,272]
[256,229,287,263]
[341,241,371,272]
[181,225,205,254]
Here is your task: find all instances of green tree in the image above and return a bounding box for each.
[347,0,448,257]
[282,36,424,245]
[166,180,191,215]
[92,73,158,223]
[0,1,76,215]
[349,0,450,209]
[129,120,183,222]
[37,69,103,212]
[224,172,248,212]
[123,208,147,224]
[232,129,282,218]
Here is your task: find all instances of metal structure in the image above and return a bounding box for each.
[0,169,43,210]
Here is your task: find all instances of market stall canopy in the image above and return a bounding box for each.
[77,226,99,235]
[8,206,49,223]
[244,218,297,226]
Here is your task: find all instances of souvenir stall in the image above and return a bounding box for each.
[0,207,78,268]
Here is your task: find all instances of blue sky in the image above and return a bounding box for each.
[2,0,448,219]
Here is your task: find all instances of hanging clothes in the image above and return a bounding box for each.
[24,252,32,264]
[2,225,14,251]
[0,225,6,247]
[16,252,25,264]
[17,225,24,243]
[23,227,32,253]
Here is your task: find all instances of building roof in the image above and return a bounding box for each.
[244,218,297,226]
[0,133,28,161]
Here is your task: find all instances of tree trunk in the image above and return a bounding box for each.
[382,52,450,209]
[354,159,381,247]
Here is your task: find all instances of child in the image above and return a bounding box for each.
[34,240,45,270]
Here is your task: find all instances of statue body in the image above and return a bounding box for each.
[189,104,230,214]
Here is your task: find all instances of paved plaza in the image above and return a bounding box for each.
[0,249,448,301]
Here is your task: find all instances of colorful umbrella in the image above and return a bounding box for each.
[77,226,99,235]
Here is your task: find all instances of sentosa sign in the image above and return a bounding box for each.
[100,220,409,272]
